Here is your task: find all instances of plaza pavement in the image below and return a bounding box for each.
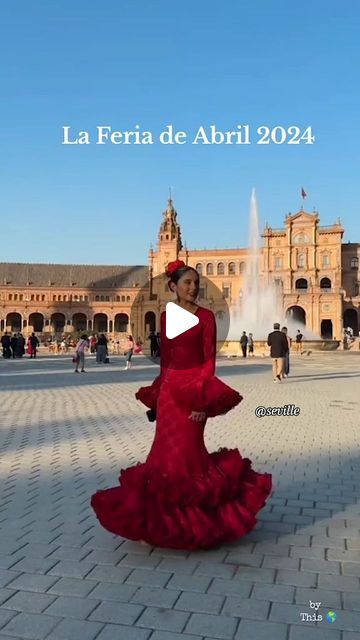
[0,350,359,640]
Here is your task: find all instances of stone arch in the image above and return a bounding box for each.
[321,319,333,339]
[93,313,108,333]
[343,308,358,335]
[72,313,87,332]
[286,305,306,325]
[28,313,44,332]
[144,311,156,333]
[114,313,128,333]
[51,313,66,332]
[6,312,22,332]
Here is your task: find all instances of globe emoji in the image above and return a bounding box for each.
[326,611,337,623]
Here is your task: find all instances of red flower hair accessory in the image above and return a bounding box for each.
[166,260,186,277]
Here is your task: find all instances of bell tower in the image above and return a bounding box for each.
[153,197,183,276]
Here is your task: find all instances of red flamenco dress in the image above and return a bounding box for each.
[91,307,272,549]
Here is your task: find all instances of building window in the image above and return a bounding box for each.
[240,261,246,273]
[14,294,18,301]
[31,294,35,301]
[42,295,45,301]
[217,262,225,276]
[121,295,126,302]
[322,254,330,267]
[19,294,23,301]
[222,286,230,299]
[84,296,88,302]
[53,295,56,301]
[64,295,67,302]
[95,295,99,301]
[9,294,13,301]
[198,287,205,299]
[298,253,305,268]
[228,262,236,275]
[116,296,120,301]
[350,257,359,269]
[126,296,130,302]
[274,257,282,270]
[105,296,110,301]
[195,263,203,275]
[206,263,214,275]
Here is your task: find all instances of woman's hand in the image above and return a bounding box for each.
[189,411,206,422]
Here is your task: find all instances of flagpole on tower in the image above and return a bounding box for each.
[300,187,307,210]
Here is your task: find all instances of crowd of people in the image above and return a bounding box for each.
[238,327,305,382]
[1,332,40,358]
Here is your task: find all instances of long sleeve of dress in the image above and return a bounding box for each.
[170,309,242,417]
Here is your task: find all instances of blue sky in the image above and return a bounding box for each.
[1,0,360,264]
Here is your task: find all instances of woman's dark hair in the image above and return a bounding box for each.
[80,334,88,339]
[128,335,133,341]
[168,265,198,285]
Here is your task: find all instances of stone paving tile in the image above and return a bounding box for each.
[235,619,288,640]
[251,583,295,603]
[9,557,59,575]
[47,577,97,597]
[222,595,270,620]
[0,610,17,630]
[0,572,20,590]
[1,591,56,614]
[43,595,100,619]
[87,582,137,602]
[125,568,172,588]
[184,612,238,639]
[131,587,180,609]
[2,612,60,639]
[47,560,94,579]
[46,619,104,640]
[174,592,224,614]
[5,573,59,593]
[294,587,341,608]
[96,624,152,640]
[166,574,212,593]
[85,564,132,583]
[136,607,190,633]
[89,601,144,625]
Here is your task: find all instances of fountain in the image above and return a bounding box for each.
[217,189,340,354]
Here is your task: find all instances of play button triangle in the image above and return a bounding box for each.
[165,302,199,339]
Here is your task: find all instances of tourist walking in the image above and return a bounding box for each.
[295,329,303,355]
[28,333,40,358]
[240,331,248,357]
[96,334,108,363]
[1,333,11,358]
[248,332,254,357]
[281,326,291,377]
[124,335,134,370]
[148,330,158,358]
[10,334,18,359]
[16,333,26,357]
[91,259,271,550]
[74,334,89,373]
[267,322,289,382]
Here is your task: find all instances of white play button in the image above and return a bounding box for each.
[165,302,199,339]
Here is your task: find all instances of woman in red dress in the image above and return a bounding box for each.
[91,260,272,549]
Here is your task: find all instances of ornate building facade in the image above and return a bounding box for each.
[1,199,360,340]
